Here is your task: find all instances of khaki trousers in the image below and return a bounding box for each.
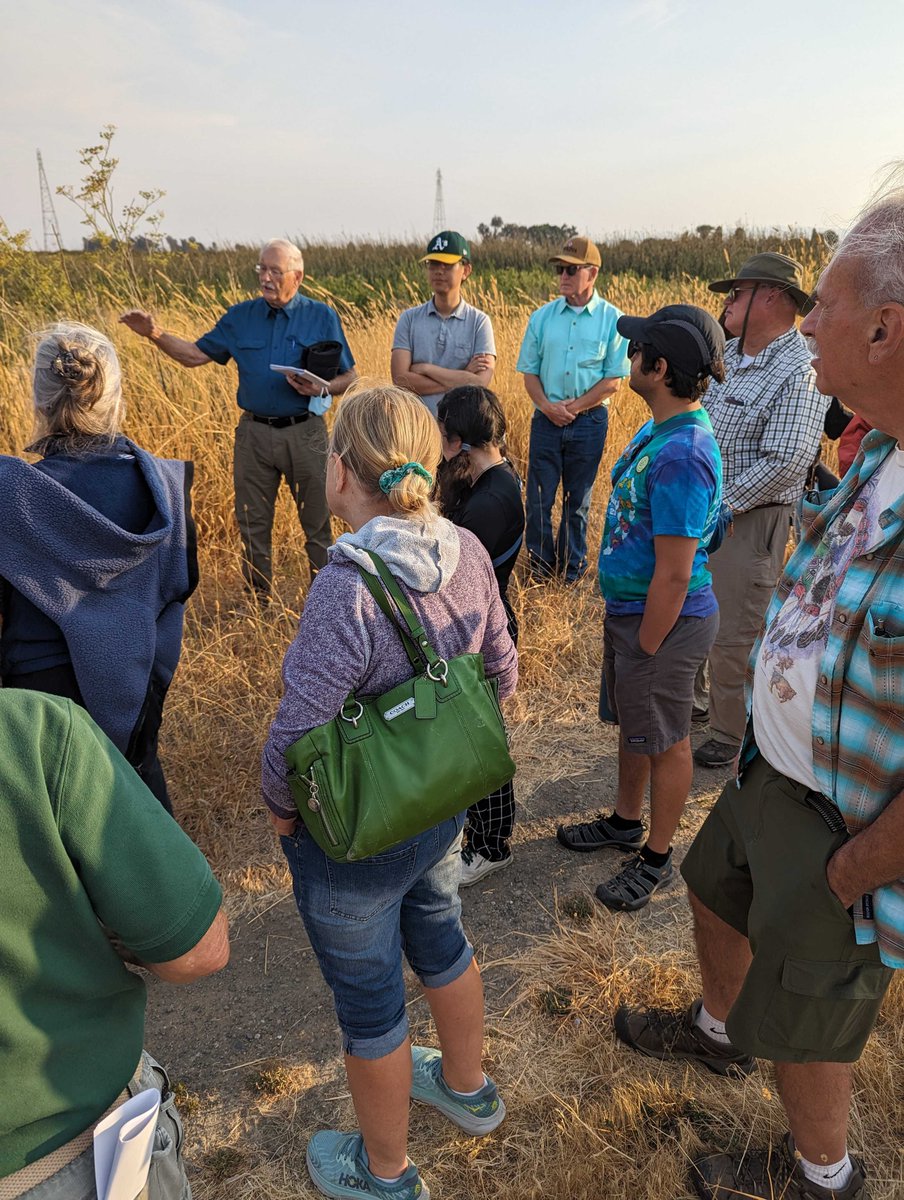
[706,503,792,748]
[233,413,331,593]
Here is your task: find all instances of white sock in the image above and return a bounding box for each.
[799,1151,854,1190]
[694,1002,733,1046]
[373,1172,404,1185]
[444,1073,488,1097]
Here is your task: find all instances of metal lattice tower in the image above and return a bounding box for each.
[37,149,64,252]
[432,168,446,234]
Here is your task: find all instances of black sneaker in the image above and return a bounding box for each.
[613,1000,756,1077]
[692,1133,869,1199]
[692,738,738,768]
[556,814,645,853]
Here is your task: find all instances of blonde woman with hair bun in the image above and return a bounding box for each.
[262,383,517,1200]
[0,321,198,813]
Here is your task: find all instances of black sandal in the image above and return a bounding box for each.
[594,853,674,911]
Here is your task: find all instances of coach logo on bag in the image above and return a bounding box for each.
[384,697,416,722]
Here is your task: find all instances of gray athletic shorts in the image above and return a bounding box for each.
[603,610,719,754]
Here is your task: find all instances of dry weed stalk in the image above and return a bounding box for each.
[1,273,874,1198]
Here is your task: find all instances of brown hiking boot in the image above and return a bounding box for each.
[692,1133,869,1199]
[613,1000,755,1077]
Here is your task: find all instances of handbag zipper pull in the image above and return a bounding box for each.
[305,766,339,846]
[306,766,321,812]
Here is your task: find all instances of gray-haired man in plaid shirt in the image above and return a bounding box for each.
[693,253,829,768]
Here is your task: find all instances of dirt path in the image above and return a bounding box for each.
[145,744,731,1100]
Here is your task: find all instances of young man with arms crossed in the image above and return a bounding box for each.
[391,231,495,416]
[557,306,725,911]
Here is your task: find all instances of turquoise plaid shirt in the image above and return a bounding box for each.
[743,429,904,966]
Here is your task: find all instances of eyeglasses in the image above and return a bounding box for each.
[255,264,293,280]
[726,283,792,303]
[725,285,758,302]
[628,340,644,357]
[554,264,587,277]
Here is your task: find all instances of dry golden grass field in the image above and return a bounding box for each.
[2,267,902,1199]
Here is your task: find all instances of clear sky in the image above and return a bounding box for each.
[2,0,901,249]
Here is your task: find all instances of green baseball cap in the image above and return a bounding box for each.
[421,231,471,264]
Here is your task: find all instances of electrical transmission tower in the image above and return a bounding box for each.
[432,168,446,233]
[37,149,64,252]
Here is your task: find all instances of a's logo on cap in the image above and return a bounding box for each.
[431,236,448,250]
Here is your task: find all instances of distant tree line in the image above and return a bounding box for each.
[477,215,579,244]
[476,214,838,249]
[81,235,214,252]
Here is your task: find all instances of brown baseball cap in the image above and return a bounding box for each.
[709,252,813,314]
[549,235,601,268]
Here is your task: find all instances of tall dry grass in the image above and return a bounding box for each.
[1,274,715,874]
[4,259,899,1199]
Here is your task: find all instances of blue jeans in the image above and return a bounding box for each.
[525,407,608,581]
[281,815,472,1059]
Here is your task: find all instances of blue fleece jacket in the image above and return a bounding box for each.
[0,438,197,752]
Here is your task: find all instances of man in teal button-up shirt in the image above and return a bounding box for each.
[516,236,630,581]
[121,240,357,599]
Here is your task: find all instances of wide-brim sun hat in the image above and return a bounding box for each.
[709,252,814,314]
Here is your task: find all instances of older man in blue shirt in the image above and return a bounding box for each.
[516,236,630,581]
[121,240,357,600]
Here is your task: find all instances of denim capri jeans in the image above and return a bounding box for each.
[281,812,473,1059]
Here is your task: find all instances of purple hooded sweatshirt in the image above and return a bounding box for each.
[262,514,518,818]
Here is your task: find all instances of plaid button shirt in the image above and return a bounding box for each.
[743,430,904,966]
[703,328,828,511]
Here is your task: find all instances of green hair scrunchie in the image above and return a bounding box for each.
[378,462,434,494]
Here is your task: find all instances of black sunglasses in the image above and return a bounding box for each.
[554,264,586,277]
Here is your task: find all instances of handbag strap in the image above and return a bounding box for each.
[354,550,446,675]
[492,534,523,569]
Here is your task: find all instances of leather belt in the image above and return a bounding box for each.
[251,413,310,427]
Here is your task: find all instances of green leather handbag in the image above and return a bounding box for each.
[284,550,515,862]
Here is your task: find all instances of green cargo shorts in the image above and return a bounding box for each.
[681,753,893,1063]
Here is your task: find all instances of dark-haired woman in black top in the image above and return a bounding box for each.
[437,386,525,886]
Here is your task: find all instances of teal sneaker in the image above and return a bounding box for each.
[410,1046,506,1135]
[306,1130,428,1199]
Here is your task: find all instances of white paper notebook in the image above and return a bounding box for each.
[93,1088,160,1200]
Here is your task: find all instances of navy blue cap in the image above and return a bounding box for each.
[617,304,726,378]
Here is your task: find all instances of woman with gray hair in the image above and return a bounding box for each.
[0,321,198,812]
